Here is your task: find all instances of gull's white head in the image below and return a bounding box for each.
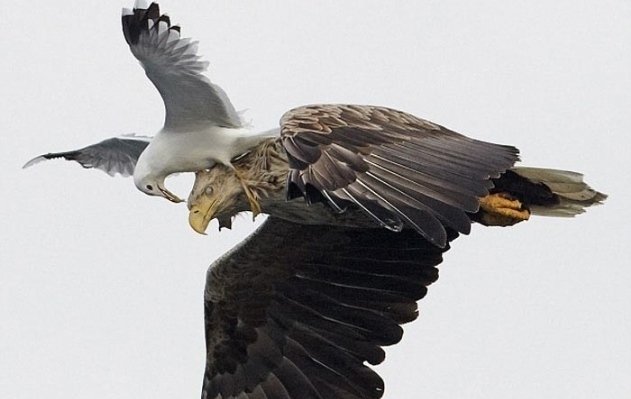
[133,168,183,203]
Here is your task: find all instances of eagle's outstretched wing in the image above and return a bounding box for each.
[280,104,519,247]
[202,217,456,399]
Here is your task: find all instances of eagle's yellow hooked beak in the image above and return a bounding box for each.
[188,196,217,235]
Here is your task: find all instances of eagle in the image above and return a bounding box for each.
[184,109,605,399]
[21,2,607,398]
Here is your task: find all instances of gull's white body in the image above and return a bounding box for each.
[121,2,270,200]
[133,126,273,189]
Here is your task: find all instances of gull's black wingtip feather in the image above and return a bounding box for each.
[22,155,47,169]
[145,2,160,20]
[22,151,80,169]
[122,2,161,46]
[122,3,181,46]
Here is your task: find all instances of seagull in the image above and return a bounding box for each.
[24,1,273,210]
[183,138,606,399]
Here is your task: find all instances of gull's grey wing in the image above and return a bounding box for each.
[202,217,456,399]
[280,104,520,247]
[23,136,150,177]
[121,3,242,131]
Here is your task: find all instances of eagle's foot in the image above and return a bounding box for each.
[477,193,530,227]
[234,168,262,219]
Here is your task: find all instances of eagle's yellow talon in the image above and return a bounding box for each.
[478,193,530,227]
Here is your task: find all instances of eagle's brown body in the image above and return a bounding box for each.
[188,133,605,232]
[185,105,606,399]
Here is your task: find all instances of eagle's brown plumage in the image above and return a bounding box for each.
[201,218,453,399]
[281,105,520,246]
[186,104,606,399]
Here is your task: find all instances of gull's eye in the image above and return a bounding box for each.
[146,184,154,191]
[205,187,214,196]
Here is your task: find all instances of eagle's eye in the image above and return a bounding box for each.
[205,187,214,196]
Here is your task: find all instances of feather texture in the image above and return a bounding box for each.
[122,2,242,129]
[508,167,607,216]
[201,218,453,399]
[22,136,150,177]
[281,104,519,246]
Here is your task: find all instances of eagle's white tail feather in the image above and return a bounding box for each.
[511,167,607,217]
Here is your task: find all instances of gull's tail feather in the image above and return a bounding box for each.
[510,167,607,217]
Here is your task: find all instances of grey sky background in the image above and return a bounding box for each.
[1,1,629,398]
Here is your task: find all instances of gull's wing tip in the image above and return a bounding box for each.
[22,155,47,169]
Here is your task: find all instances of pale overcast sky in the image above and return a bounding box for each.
[1,1,629,398]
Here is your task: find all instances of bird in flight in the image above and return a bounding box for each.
[23,3,607,398]
[24,1,273,210]
[185,137,605,399]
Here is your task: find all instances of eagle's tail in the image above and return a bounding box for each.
[508,167,607,217]
[471,167,606,227]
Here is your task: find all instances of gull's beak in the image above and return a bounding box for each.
[188,196,217,235]
[159,187,183,203]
